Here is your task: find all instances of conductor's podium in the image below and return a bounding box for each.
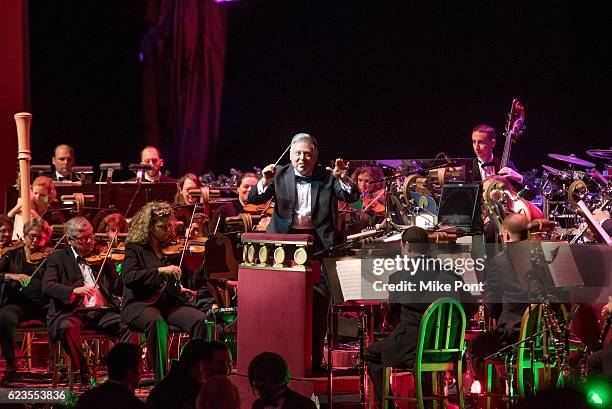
[237,232,317,377]
[234,233,331,406]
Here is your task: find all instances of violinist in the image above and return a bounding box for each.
[351,166,386,215]
[0,216,16,255]
[120,201,208,381]
[175,173,208,237]
[210,172,259,233]
[96,213,128,241]
[175,173,203,206]
[43,217,124,387]
[0,218,52,383]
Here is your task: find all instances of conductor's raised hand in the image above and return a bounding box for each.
[262,164,277,185]
[326,158,350,182]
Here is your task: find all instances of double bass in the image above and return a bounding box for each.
[484,99,543,222]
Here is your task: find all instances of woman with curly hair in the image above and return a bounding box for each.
[121,201,208,381]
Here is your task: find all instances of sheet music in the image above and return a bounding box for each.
[335,259,389,301]
[541,242,585,289]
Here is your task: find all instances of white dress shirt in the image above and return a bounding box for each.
[71,247,107,308]
[477,154,495,181]
[55,171,71,182]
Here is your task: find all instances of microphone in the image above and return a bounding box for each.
[128,163,153,172]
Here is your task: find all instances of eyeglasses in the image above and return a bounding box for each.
[26,233,41,241]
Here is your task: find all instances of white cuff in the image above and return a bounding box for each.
[257,179,268,195]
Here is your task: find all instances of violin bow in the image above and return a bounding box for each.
[362,189,385,213]
[179,202,200,269]
[94,233,117,286]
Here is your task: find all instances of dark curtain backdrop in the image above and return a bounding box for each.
[25,1,612,180]
[141,0,227,176]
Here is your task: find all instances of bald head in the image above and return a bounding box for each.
[52,144,75,177]
[501,213,529,243]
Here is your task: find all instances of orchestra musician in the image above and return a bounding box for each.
[472,124,537,198]
[0,217,15,253]
[365,226,476,407]
[174,173,208,237]
[120,201,209,381]
[248,133,359,251]
[96,213,128,241]
[51,144,76,182]
[8,176,58,240]
[43,217,124,386]
[210,172,259,233]
[134,146,176,183]
[175,173,204,206]
[469,213,532,380]
[0,218,52,382]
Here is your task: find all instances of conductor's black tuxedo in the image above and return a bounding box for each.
[247,163,360,251]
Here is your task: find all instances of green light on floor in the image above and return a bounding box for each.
[588,390,604,406]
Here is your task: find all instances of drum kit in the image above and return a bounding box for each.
[540,149,612,233]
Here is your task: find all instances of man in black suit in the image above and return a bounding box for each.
[471,124,537,198]
[51,144,76,182]
[43,217,123,386]
[248,132,359,251]
[469,213,532,380]
[76,343,145,409]
[365,227,477,406]
[248,133,360,372]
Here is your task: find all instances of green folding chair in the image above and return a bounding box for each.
[382,298,467,409]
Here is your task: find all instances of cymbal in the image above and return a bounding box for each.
[586,149,612,161]
[547,153,595,168]
[541,165,563,175]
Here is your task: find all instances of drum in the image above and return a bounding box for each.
[573,171,605,193]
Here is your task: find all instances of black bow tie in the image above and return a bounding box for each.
[76,256,89,265]
[480,161,495,168]
[58,176,66,181]
[295,175,312,184]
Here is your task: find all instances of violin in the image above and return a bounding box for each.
[361,189,386,216]
[162,237,207,257]
[243,202,274,216]
[0,240,22,257]
[91,239,126,263]
[28,246,53,263]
